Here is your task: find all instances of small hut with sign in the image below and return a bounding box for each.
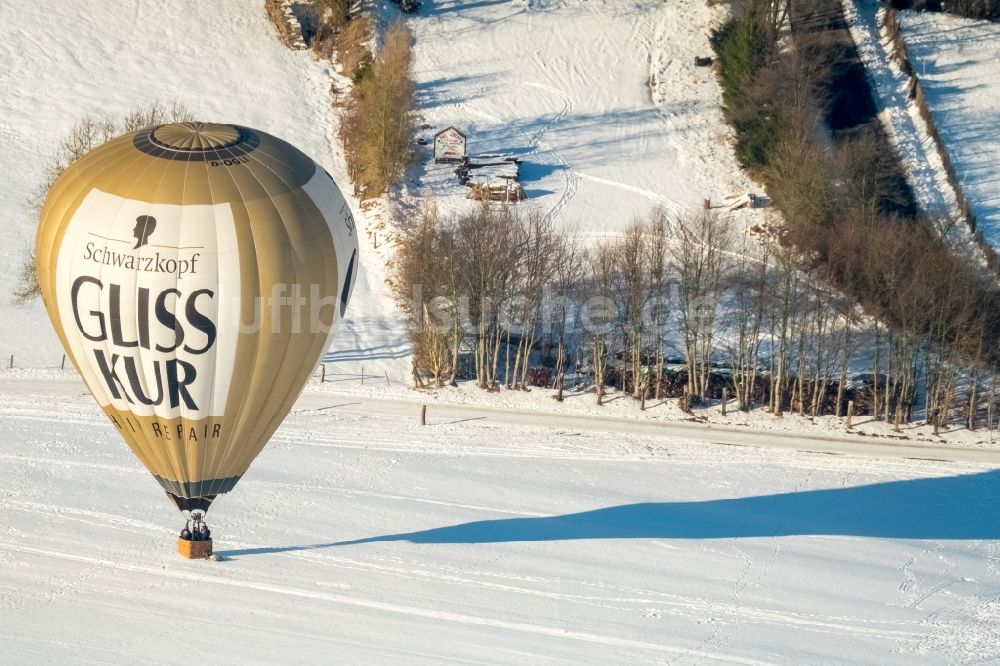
[434,126,467,163]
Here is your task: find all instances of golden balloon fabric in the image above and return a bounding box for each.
[36,122,358,511]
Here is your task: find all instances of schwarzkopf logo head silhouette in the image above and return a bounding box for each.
[132,215,156,249]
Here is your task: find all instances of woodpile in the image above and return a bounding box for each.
[468,179,526,202]
[458,154,526,202]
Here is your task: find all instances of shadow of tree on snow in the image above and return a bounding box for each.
[220,469,1000,557]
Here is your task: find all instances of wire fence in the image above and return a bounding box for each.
[311,364,401,387]
[2,352,74,372]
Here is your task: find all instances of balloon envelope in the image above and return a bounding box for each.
[36,122,358,513]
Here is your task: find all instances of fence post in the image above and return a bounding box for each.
[420,405,427,426]
[8,355,12,369]
[361,365,365,385]
[61,354,66,370]
[385,370,390,386]
[722,387,728,416]
[847,400,854,430]
[321,364,326,383]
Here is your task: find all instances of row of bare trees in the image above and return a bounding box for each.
[392,204,566,390]
[391,202,1000,431]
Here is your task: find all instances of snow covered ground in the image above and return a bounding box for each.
[395,0,765,237]
[895,9,1000,248]
[315,373,1000,453]
[3,374,1000,664]
[842,0,963,230]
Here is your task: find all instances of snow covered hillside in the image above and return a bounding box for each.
[896,9,1000,247]
[842,0,963,228]
[4,375,1000,664]
[398,0,765,237]
[0,0,409,377]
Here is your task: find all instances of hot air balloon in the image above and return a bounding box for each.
[35,122,358,555]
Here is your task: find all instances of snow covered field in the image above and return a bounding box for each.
[3,375,1000,664]
[895,9,1000,248]
[397,0,765,237]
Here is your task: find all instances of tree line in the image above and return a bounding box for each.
[391,202,1000,432]
[706,0,1000,431]
[287,1,417,199]
[340,22,416,198]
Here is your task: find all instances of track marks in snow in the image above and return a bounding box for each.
[913,540,1000,662]
[908,580,954,610]
[900,555,918,596]
[680,471,814,660]
[0,543,776,666]
[575,173,684,216]
[0,540,921,659]
[893,537,1000,661]
[0,494,923,648]
[6,500,170,536]
[461,76,578,225]
[522,80,578,225]
[285,541,920,642]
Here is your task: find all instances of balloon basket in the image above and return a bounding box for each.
[178,538,213,559]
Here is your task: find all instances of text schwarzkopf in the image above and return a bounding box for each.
[84,241,200,276]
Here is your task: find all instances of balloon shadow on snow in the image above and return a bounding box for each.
[218,470,1000,557]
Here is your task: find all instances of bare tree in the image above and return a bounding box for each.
[724,232,770,411]
[618,220,650,400]
[745,0,791,43]
[765,240,809,416]
[548,237,584,401]
[508,212,561,390]
[832,302,858,418]
[586,242,621,405]
[392,203,454,387]
[670,211,734,404]
[646,208,671,402]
